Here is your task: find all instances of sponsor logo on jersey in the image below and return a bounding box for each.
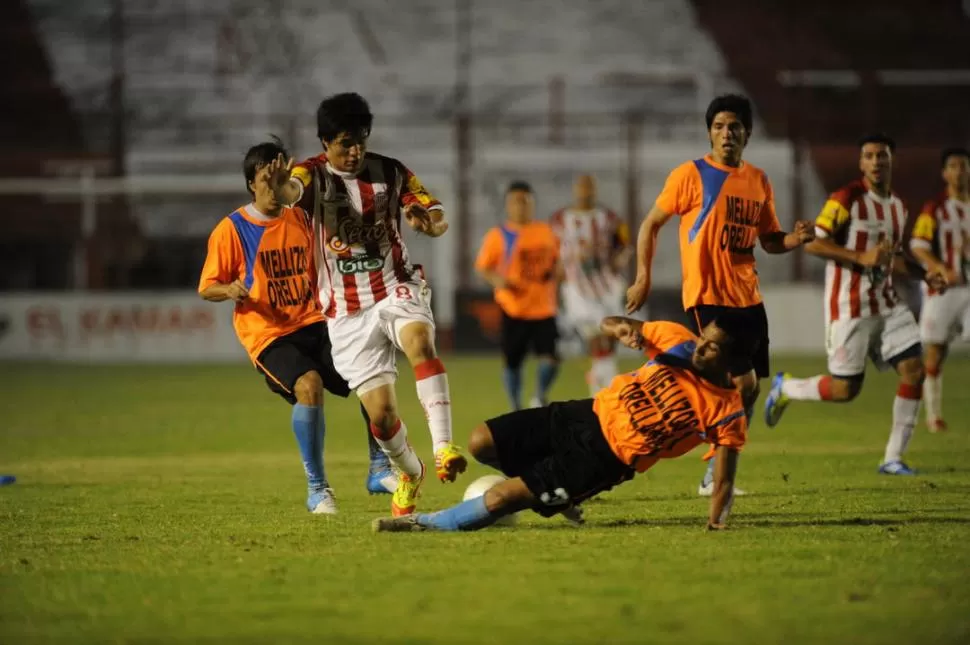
[336,255,385,275]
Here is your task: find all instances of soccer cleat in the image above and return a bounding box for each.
[529,396,545,409]
[878,461,917,476]
[367,468,398,495]
[697,482,747,497]
[391,461,426,516]
[560,505,585,526]
[764,372,792,428]
[434,443,468,483]
[366,454,398,495]
[307,487,338,514]
[927,418,948,433]
[0,475,15,486]
[372,514,427,533]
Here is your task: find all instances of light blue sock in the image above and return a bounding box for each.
[701,458,716,487]
[292,404,326,490]
[416,495,496,531]
[536,361,560,403]
[502,366,522,410]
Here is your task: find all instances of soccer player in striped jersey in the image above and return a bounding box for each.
[264,93,467,517]
[199,138,395,514]
[551,174,631,396]
[764,133,947,475]
[908,147,970,432]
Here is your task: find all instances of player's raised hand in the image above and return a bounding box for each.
[226,279,250,302]
[404,204,449,237]
[264,153,294,191]
[625,277,650,314]
[857,239,894,268]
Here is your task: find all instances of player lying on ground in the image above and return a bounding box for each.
[764,133,948,475]
[551,174,631,397]
[373,314,753,532]
[199,138,395,515]
[476,181,564,410]
[625,94,815,497]
[908,147,970,432]
[264,92,467,516]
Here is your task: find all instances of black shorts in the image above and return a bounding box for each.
[485,399,634,515]
[687,302,770,379]
[500,313,559,369]
[254,321,351,405]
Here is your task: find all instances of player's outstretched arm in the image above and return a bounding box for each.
[600,316,645,350]
[626,205,671,313]
[759,221,816,254]
[707,445,739,530]
[804,235,894,270]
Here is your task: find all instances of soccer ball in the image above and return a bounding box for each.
[462,474,519,527]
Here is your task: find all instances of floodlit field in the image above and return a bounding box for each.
[2,356,969,644]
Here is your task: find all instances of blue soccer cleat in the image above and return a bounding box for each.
[764,372,791,428]
[307,487,338,514]
[878,461,917,476]
[366,455,398,495]
[0,475,15,486]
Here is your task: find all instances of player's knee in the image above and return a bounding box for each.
[398,322,437,364]
[483,478,531,514]
[293,371,323,406]
[741,381,761,409]
[468,424,498,464]
[898,358,925,386]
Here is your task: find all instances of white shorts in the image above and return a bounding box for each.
[561,284,621,339]
[920,287,970,345]
[328,280,435,391]
[825,305,921,377]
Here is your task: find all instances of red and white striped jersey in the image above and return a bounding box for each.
[549,206,629,299]
[290,152,441,318]
[815,179,908,321]
[910,191,969,296]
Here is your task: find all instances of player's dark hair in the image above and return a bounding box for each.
[705,94,753,135]
[316,92,373,142]
[506,180,533,194]
[243,136,288,196]
[710,311,756,366]
[940,146,970,168]
[858,132,896,153]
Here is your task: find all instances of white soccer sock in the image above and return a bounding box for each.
[883,386,921,464]
[415,358,452,451]
[781,375,825,401]
[590,355,619,393]
[372,420,423,478]
[923,372,942,423]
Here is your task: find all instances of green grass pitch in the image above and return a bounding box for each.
[1,355,969,644]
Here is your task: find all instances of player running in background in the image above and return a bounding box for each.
[265,93,466,517]
[476,181,563,410]
[908,147,970,432]
[625,94,814,496]
[372,315,750,533]
[551,174,631,396]
[198,138,395,514]
[764,133,947,475]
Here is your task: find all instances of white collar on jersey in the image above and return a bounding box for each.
[244,203,279,221]
[326,162,360,179]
